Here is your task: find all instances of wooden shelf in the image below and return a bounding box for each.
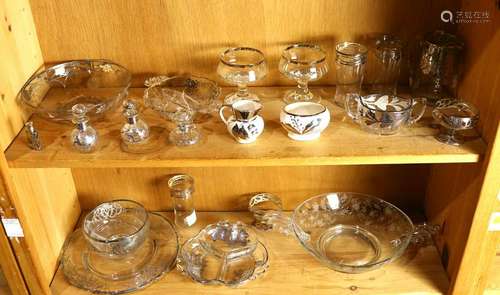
[6,87,485,168]
[50,212,449,295]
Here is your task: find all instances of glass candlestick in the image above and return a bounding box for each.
[168,174,197,227]
[71,104,98,153]
[121,100,150,145]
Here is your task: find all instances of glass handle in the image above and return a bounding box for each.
[218,105,232,125]
[410,222,440,246]
[344,93,361,120]
[249,241,269,281]
[408,97,427,125]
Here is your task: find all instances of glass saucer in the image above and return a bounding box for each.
[178,237,268,287]
[61,213,179,294]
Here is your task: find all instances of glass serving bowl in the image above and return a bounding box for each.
[292,193,414,273]
[144,75,221,116]
[18,59,131,121]
[249,192,438,273]
[83,200,149,256]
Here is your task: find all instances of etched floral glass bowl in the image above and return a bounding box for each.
[291,193,414,273]
[18,59,131,121]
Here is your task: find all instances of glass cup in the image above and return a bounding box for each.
[217,47,268,104]
[411,30,464,105]
[168,174,197,227]
[83,200,149,256]
[345,94,426,135]
[334,42,367,108]
[372,35,403,95]
[279,43,328,104]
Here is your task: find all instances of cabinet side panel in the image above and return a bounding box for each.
[0,0,43,150]
[426,1,500,293]
[9,168,81,287]
[72,165,429,211]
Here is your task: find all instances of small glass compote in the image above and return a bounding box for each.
[279,44,328,104]
[217,47,268,104]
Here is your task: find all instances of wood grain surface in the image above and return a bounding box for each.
[5,87,485,168]
[0,0,43,151]
[8,168,81,289]
[71,165,429,211]
[28,0,458,85]
[50,212,449,295]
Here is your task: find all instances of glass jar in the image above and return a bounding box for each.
[71,104,98,153]
[372,35,403,95]
[168,174,197,227]
[334,42,367,107]
[411,30,464,105]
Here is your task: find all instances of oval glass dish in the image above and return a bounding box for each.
[18,59,131,122]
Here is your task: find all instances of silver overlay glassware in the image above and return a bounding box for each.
[345,94,426,135]
[248,192,439,273]
[18,59,131,122]
[177,220,268,286]
[121,100,150,145]
[372,35,403,95]
[334,42,367,107]
[411,31,464,105]
[83,200,150,256]
[71,104,98,153]
[62,212,179,294]
[168,174,197,227]
[24,121,42,151]
[279,44,328,104]
[432,99,479,145]
[217,47,268,104]
[219,100,264,144]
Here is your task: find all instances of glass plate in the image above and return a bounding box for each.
[61,213,179,294]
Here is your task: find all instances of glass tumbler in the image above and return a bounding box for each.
[168,174,197,227]
[279,43,328,104]
[334,42,367,108]
[411,30,464,105]
[372,35,403,95]
[217,47,268,104]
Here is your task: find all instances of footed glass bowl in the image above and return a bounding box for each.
[292,193,419,273]
[18,59,131,121]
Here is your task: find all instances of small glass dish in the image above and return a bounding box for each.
[279,44,328,104]
[83,200,149,256]
[217,47,268,104]
[177,221,268,287]
[18,59,131,122]
[62,212,179,294]
[432,99,479,145]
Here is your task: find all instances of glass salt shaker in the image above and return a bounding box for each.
[334,42,367,108]
[71,104,98,153]
[168,174,197,227]
[121,100,150,145]
[372,35,403,95]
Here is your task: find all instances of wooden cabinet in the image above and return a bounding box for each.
[0,0,498,294]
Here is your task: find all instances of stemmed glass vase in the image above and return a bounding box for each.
[279,44,328,104]
[217,47,268,104]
